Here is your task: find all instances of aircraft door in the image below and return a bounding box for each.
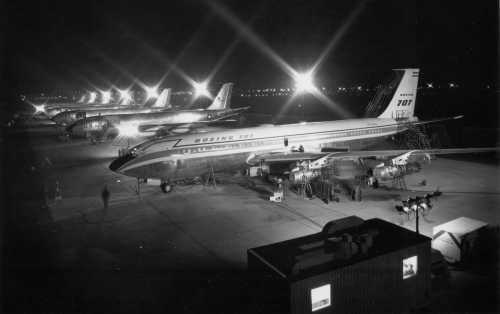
[284,137,288,147]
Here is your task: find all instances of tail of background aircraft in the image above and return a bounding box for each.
[152,88,172,108]
[206,83,233,110]
[373,68,419,119]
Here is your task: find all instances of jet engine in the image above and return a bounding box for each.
[289,169,320,184]
[66,116,111,138]
[82,116,109,132]
[372,162,422,181]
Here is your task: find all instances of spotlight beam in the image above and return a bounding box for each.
[143,84,160,100]
[206,1,296,78]
[192,80,211,99]
[206,0,353,119]
[207,37,241,83]
[100,90,112,104]
[311,1,368,74]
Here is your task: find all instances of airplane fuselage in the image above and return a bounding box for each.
[110,118,414,180]
[52,106,164,125]
[68,108,247,136]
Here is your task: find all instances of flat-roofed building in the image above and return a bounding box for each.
[248,216,431,314]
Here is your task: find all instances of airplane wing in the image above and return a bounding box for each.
[412,115,463,126]
[321,147,499,159]
[247,147,499,167]
[247,151,326,164]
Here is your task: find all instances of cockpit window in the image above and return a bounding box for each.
[130,139,181,154]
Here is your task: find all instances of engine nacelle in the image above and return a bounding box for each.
[373,162,421,181]
[289,169,320,184]
[373,165,403,181]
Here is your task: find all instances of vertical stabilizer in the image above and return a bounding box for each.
[378,69,419,119]
[153,88,172,108]
[206,83,233,110]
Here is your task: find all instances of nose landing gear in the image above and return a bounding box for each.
[160,180,173,193]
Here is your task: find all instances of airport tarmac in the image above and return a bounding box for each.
[3,134,499,313]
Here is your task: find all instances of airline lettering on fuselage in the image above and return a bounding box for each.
[194,133,255,143]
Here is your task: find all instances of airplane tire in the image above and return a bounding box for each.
[160,181,173,193]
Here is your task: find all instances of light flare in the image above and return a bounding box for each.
[172,112,202,124]
[144,85,159,100]
[32,103,46,114]
[206,0,355,119]
[118,88,133,106]
[101,90,112,104]
[87,92,97,104]
[116,120,144,137]
[193,81,211,99]
[294,71,317,94]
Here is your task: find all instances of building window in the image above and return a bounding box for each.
[311,284,331,312]
[402,256,418,279]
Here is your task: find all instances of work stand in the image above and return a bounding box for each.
[392,175,408,190]
[205,165,217,188]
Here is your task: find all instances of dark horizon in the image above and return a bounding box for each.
[4,0,497,96]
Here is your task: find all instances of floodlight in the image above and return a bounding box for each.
[193,81,210,99]
[101,90,112,104]
[88,92,97,104]
[294,71,316,93]
[33,103,46,114]
[144,85,159,100]
[119,89,132,101]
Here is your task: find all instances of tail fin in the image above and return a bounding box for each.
[377,68,419,119]
[152,88,172,108]
[206,83,233,110]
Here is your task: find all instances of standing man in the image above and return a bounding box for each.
[54,181,62,202]
[101,184,110,212]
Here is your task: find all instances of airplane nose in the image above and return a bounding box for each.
[109,153,136,172]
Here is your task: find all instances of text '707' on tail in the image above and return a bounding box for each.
[372,68,419,119]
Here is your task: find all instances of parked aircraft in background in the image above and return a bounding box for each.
[67,83,249,139]
[51,88,172,126]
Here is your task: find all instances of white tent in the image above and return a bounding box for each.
[432,217,488,263]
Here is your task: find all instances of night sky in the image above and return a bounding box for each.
[3,0,497,95]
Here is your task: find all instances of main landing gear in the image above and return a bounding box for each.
[160,179,173,193]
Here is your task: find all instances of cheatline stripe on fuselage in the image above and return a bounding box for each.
[120,121,405,172]
[137,121,404,151]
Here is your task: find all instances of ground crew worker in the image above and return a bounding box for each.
[101,184,110,210]
[54,181,62,201]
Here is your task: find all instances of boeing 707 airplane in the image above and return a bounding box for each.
[109,69,497,193]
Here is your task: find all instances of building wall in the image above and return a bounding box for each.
[290,241,431,314]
